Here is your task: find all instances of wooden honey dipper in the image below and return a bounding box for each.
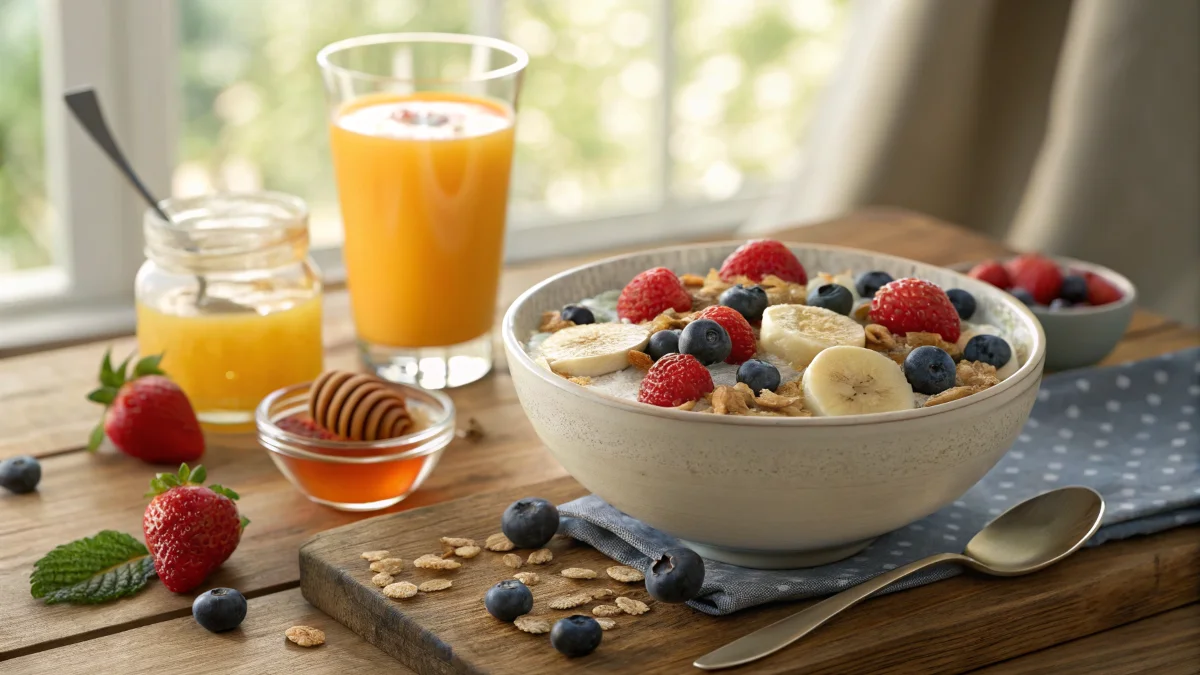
[308,370,412,441]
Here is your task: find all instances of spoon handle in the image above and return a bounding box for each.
[693,552,967,671]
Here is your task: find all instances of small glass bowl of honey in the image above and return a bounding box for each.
[255,381,454,511]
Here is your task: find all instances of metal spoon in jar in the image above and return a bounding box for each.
[694,486,1105,671]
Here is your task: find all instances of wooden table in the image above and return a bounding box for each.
[1,209,1196,674]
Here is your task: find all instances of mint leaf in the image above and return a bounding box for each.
[31,531,156,604]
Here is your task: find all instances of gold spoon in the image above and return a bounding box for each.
[694,486,1105,671]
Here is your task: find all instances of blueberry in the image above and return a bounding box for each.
[484,580,534,622]
[718,284,768,322]
[645,547,705,603]
[501,497,560,549]
[1010,288,1036,306]
[964,335,1012,369]
[1059,275,1088,304]
[945,289,976,321]
[903,346,956,395]
[560,304,595,325]
[679,319,731,366]
[1049,298,1074,310]
[647,329,681,361]
[192,587,247,632]
[855,270,894,298]
[550,615,603,657]
[736,359,781,394]
[806,284,854,315]
[0,455,41,494]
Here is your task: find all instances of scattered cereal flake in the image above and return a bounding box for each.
[440,536,476,548]
[527,548,553,565]
[956,360,1000,388]
[775,380,804,399]
[592,604,623,617]
[627,349,653,371]
[710,385,752,415]
[514,616,551,634]
[676,400,697,411]
[607,566,644,583]
[455,417,485,442]
[539,310,575,333]
[285,625,325,647]
[371,572,394,588]
[485,533,515,552]
[369,558,405,575]
[906,331,963,360]
[360,550,389,562]
[616,597,650,615]
[754,389,801,411]
[648,310,693,335]
[414,554,461,570]
[514,572,540,586]
[568,375,592,386]
[679,273,706,287]
[419,579,452,592]
[864,324,896,351]
[595,617,617,630]
[455,545,481,558]
[591,588,615,600]
[382,581,419,599]
[925,385,987,407]
[549,592,594,610]
[502,553,524,569]
[561,568,597,580]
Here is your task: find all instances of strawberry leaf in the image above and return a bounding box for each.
[240,516,251,530]
[87,388,116,405]
[177,463,191,484]
[133,353,166,378]
[86,424,105,453]
[190,465,207,484]
[208,484,239,501]
[30,531,156,604]
[98,349,120,388]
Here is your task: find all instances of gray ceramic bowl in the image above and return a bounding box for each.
[952,256,1135,371]
[503,242,1047,568]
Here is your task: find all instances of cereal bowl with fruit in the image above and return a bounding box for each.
[503,240,1046,568]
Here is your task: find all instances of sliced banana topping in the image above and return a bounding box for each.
[802,346,915,416]
[538,323,650,377]
[759,304,866,369]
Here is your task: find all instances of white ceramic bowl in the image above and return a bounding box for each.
[503,242,1046,568]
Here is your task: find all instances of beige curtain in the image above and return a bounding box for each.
[746,0,1199,325]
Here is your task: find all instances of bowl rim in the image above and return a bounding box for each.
[950,255,1137,316]
[502,240,1047,427]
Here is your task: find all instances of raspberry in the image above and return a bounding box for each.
[695,305,756,364]
[869,278,962,343]
[719,240,807,284]
[1084,271,1123,306]
[637,353,714,407]
[617,267,692,323]
[967,260,1011,289]
[1005,254,1063,305]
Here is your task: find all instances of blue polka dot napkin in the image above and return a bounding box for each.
[558,347,1200,615]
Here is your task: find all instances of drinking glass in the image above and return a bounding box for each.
[318,33,527,388]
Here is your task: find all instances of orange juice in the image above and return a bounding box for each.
[329,92,516,348]
[136,295,324,423]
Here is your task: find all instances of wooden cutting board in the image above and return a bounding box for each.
[299,476,1200,675]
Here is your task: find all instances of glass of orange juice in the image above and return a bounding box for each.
[317,33,527,389]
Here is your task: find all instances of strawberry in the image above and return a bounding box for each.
[1005,254,1063,305]
[695,305,756,364]
[637,353,714,407]
[87,350,204,463]
[143,463,246,593]
[967,260,1011,289]
[1084,271,1123,306]
[719,240,807,284]
[276,414,347,441]
[869,278,962,343]
[617,267,693,323]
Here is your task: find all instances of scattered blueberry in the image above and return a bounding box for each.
[647,329,681,361]
[903,346,956,395]
[192,587,247,632]
[1059,275,1088,304]
[679,319,731,366]
[484,580,534,622]
[855,270,894,298]
[1049,298,1075,310]
[719,284,768,322]
[945,289,976,321]
[645,547,705,603]
[550,615,603,657]
[0,455,41,494]
[1010,288,1036,306]
[560,304,595,325]
[806,284,854,315]
[501,497,560,549]
[736,359,781,394]
[964,334,1013,369]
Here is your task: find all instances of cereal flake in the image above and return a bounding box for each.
[455,417,485,442]
[514,616,551,634]
[369,558,405,575]
[360,550,389,562]
[454,545,481,558]
[502,553,524,569]
[595,617,617,630]
[775,380,804,399]
[370,572,394,588]
[285,625,325,647]
[568,375,592,386]
[561,568,597,580]
[710,385,752,415]
[627,349,653,371]
[440,536,476,549]
[905,331,963,360]
[382,581,419,599]
[616,597,650,615]
[676,400,697,411]
[864,324,897,351]
[607,566,644,583]
[539,311,575,333]
[679,273,706,287]
[956,360,1000,388]
[514,572,540,586]
[527,548,553,565]
[418,579,452,592]
[485,533,515,552]
[592,604,623,617]
[591,588,615,600]
[647,310,693,334]
[549,592,595,610]
[924,385,987,407]
[754,389,801,411]
[414,554,461,570]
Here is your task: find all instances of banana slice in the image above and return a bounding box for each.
[538,323,650,377]
[806,271,860,303]
[802,346,915,416]
[759,304,866,369]
[957,323,1018,380]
